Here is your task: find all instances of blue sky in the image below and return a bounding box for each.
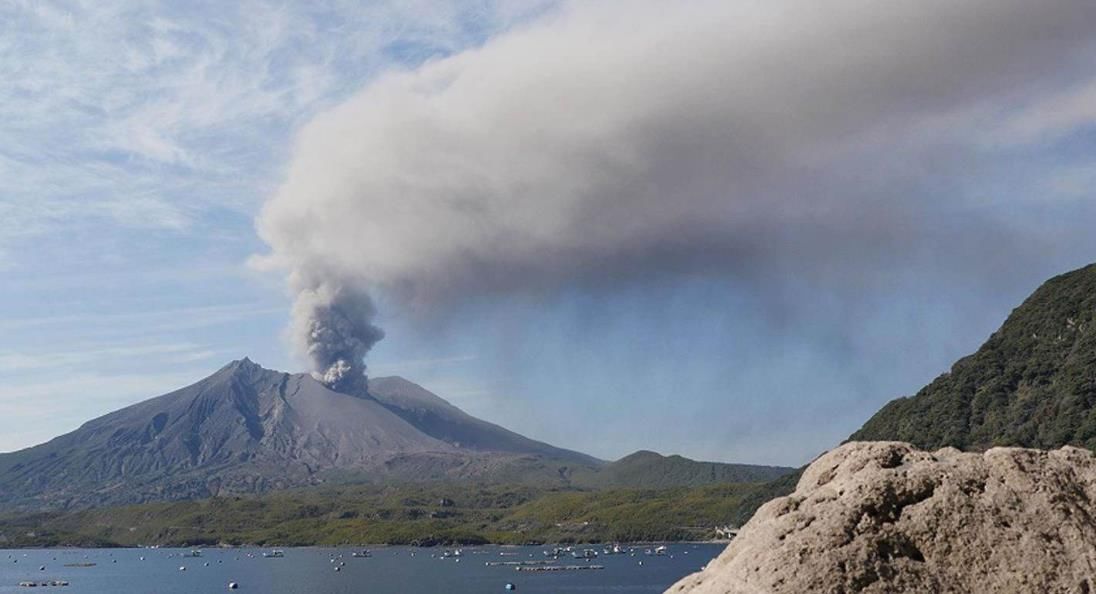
[2,0,1096,465]
[0,0,550,453]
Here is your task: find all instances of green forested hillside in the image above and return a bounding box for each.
[0,482,772,548]
[852,263,1096,450]
[581,451,792,488]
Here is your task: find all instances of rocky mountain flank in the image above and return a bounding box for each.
[0,359,595,508]
[669,441,1096,594]
[0,359,790,509]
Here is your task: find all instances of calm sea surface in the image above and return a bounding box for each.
[0,544,722,593]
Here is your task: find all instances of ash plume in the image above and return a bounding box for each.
[291,282,384,393]
[256,0,1096,374]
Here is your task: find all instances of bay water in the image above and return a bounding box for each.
[0,544,722,593]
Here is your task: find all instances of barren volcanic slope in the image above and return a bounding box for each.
[0,359,596,508]
[365,376,598,461]
[0,360,790,510]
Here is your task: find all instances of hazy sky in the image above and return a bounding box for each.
[2,0,1096,465]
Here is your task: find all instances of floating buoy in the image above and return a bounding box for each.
[228,582,239,590]
[179,566,187,571]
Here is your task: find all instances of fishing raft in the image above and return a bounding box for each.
[515,564,604,572]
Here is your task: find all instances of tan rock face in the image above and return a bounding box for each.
[669,442,1096,594]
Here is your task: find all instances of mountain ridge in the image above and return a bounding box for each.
[589,450,792,488]
[0,359,597,508]
[0,360,792,510]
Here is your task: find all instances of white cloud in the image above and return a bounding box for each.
[0,0,554,248]
[0,302,283,333]
[0,342,216,373]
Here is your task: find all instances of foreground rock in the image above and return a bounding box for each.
[669,441,1096,593]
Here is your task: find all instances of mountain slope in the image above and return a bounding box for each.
[0,359,792,510]
[0,360,595,508]
[366,376,598,463]
[852,263,1096,450]
[578,450,794,489]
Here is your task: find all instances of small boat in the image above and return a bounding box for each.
[654,545,668,556]
[571,549,598,560]
[351,550,372,558]
[182,550,203,558]
[263,550,285,558]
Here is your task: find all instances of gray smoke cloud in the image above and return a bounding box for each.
[291,280,384,393]
[256,0,1096,379]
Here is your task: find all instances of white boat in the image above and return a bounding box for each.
[263,550,285,558]
[351,550,372,558]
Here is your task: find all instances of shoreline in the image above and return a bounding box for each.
[0,540,732,551]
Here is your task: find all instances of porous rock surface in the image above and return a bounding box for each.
[669,441,1096,594]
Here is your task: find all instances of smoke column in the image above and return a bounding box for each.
[291,281,384,393]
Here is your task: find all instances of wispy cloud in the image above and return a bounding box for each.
[0,368,212,453]
[0,342,217,373]
[0,0,556,249]
[0,302,282,333]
